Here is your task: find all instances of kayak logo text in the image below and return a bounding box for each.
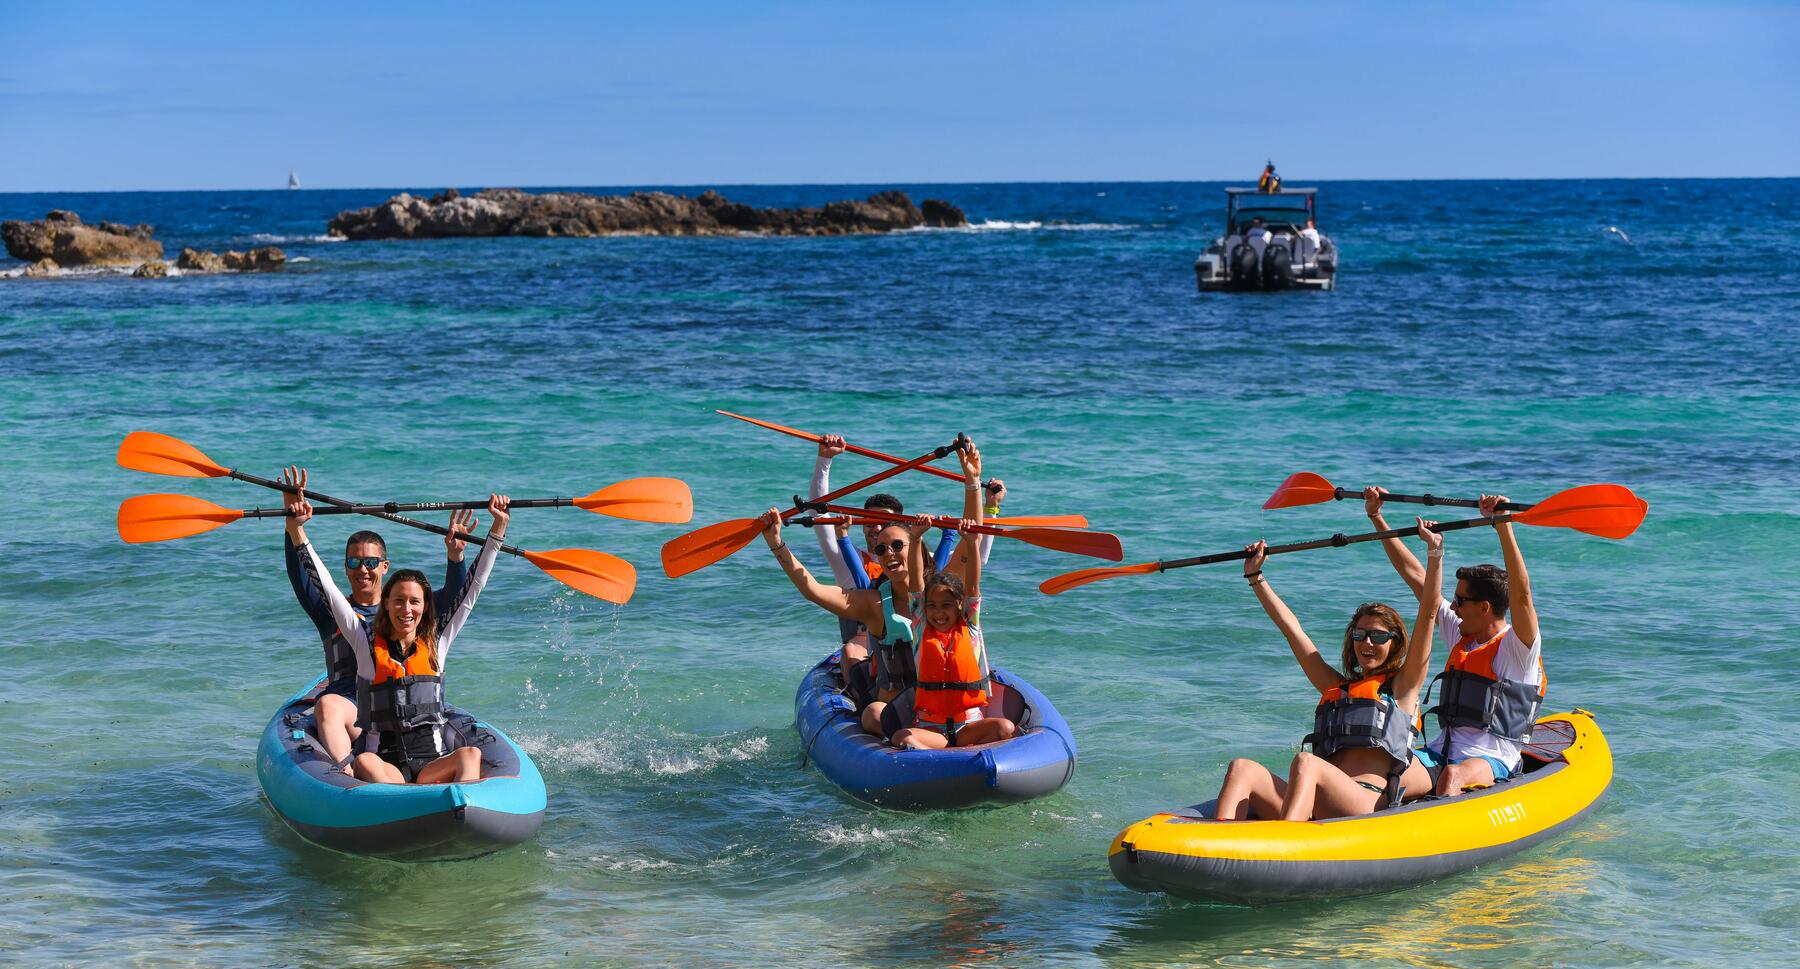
[1487,803,1527,828]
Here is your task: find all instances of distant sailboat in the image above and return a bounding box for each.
[288,170,300,190]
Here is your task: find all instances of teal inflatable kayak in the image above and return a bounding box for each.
[255,675,546,860]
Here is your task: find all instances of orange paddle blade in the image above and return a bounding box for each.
[1000,527,1123,561]
[573,477,694,524]
[987,514,1090,528]
[1039,561,1162,596]
[117,431,231,478]
[1513,484,1648,539]
[715,410,825,445]
[521,547,637,605]
[1263,472,1338,510]
[660,517,764,578]
[118,493,245,543]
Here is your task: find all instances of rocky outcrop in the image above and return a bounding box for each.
[22,258,58,277]
[326,188,969,240]
[921,199,967,228]
[2,210,163,266]
[176,246,284,272]
[131,260,169,278]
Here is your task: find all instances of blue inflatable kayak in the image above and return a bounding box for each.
[793,652,1077,809]
[256,675,546,860]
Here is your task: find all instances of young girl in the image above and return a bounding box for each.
[1212,518,1444,821]
[288,479,511,785]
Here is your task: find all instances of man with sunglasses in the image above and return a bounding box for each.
[279,467,470,767]
[808,435,1001,708]
[1365,487,1545,796]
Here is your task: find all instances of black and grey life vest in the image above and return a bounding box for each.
[1303,674,1417,767]
[358,636,451,777]
[1425,629,1546,743]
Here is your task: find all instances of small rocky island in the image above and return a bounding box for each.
[327,188,968,240]
[2,210,285,277]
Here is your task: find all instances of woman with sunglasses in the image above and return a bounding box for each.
[1211,518,1444,821]
[288,481,512,784]
[762,440,986,739]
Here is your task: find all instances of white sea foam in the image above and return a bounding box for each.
[587,855,679,872]
[906,220,1132,234]
[247,233,344,243]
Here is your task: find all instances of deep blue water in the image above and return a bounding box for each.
[2,179,1797,967]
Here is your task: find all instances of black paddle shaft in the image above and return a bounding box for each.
[1153,513,1515,573]
[228,467,531,558]
[1332,488,1532,512]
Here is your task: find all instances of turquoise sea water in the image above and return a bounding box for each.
[2,180,1797,967]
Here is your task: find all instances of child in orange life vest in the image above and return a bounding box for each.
[886,567,1017,749]
[1212,518,1444,822]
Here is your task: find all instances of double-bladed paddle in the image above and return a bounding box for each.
[115,432,642,604]
[802,501,1123,561]
[1263,471,1639,519]
[660,436,969,578]
[716,410,1004,494]
[1040,483,1649,596]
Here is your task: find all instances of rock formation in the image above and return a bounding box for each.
[326,188,970,240]
[131,260,169,278]
[2,210,163,266]
[921,199,967,228]
[176,246,285,272]
[22,258,58,277]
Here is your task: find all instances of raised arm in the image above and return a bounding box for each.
[762,508,879,627]
[1243,540,1341,693]
[1393,518,1445,711]
[809,435,856,586]
[1365,486,1427,600]
[297,513,375,681]
[976,479,1004,564]
[1485,493,1538,646]
[434,495,507,668]
[436,507,473,614]
[944,441,984,587]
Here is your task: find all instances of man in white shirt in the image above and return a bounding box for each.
[1366,487,1544,795]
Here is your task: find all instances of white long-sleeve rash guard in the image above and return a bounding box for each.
[302,534,501,681]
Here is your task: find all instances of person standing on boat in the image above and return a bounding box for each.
[1257,161,1281,193]
[287,476,511,784]
[280,467,469,767]
[1365,487,1546,795]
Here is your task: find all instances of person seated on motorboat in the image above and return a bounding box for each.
[808,434,987,710]
[289,480,511,784]
[1212,520,1444,821]
[279,466,470,767]
[884,472,1016,750]
[1365,488,1545,795]
[767,439,986,738]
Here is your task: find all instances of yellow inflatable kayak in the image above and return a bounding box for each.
[1109,711,1611,905]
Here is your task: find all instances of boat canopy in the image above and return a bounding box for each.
[1225,187,1318,233]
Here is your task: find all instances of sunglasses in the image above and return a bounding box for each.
[1452,594,1485,608]
[345,556,388,572]
[871,539,908,556]
[1350,628,1398,645]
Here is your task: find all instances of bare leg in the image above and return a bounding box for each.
[950,718,1016,747]
[416,747,482,784]
[838,633,870,680]
[1396,756,1433,802]
[861,702,887,737]
[891,726,948,750]
[352,752,405,784]
[1281,752,1383,821]
[1437,757,1497,796]
[314,693,362,765]
[1215,757,1288,820]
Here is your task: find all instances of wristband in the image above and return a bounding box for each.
[1427,549,1444,560]
[1244,570,1263,580]
[771,542,789,554]
[985,505,1000,516]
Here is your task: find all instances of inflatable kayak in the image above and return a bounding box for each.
[256,675,546,860]
[1109,711,1611,904]
[793,651,1077,809]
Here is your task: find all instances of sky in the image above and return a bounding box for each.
[1,1,1794,191]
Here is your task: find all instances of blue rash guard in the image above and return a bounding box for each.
[285,533,469,696]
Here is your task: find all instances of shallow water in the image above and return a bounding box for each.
[2,179,1797,967]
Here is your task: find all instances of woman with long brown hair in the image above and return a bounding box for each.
[1212,518,1445,821]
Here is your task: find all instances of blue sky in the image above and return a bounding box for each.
[2,1,1794,191]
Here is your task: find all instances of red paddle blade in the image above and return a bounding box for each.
[1514,484,1648,539]
[1039,561,1162,596]
[987,514,1090,528]
[715,410,823,445]
[521,547,637,605]
[1263,472,1338,510]
[118,493,244,543]
[660,518,763,578]
[117,431,231,478]
[573,477,694,524]
[1002,527,1124,561]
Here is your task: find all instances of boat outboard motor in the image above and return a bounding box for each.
[1230,242,1259,289]
[1262,240,1295,289]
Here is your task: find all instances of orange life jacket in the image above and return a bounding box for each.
[373,634,440,681]
[1427,627,1546,743]
[357,634,450,778]
[911,615,990,725]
